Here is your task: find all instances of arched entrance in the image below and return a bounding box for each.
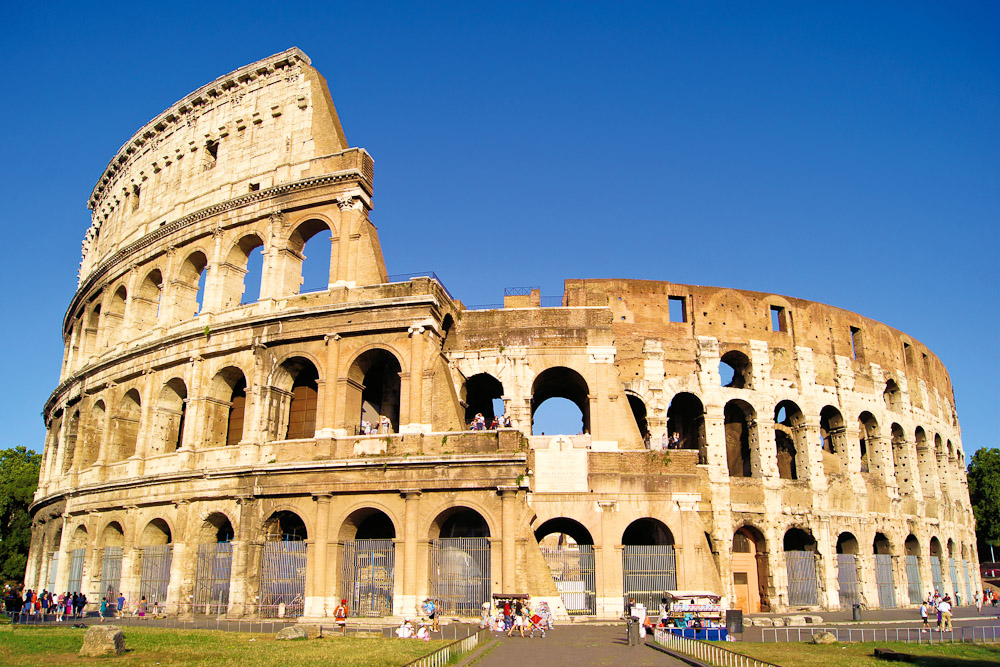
[531,367,590,435]
[621,518,677,611]
[67,526,88,594]
[339,508,396,617]
[874,533,896,609]
[260,511,308,618]
[930,537,945,594]
[535,518,596,615]
[904,535,922,603]
[462,373,504,426]
[784,528,819,606]
[98,522,124,602]
[732,526,768,613]
[429,507,491,615]
[348,349,402,433]
[835,532,861,608]
[138,519,173,609]
[194,513,234,615]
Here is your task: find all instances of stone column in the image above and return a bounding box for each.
[404,326,426,433]
[755,416,777,479]
[227,496,255,617]
[54,514,72,594]
[305,494,331,617]
[51,412,71,484]
[499,487,517,593]
[118,507,139,602]
[335,197,362,286]
[597,500,622,616]
[400,490,421,617]
[317,334,341,437]
[167,500,192,616]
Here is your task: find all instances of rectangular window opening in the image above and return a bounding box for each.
[668,296,687,323]
[850,327,863,361]
[204,139,219,169]
[131,185,140,212]
[922,353,930,376]
[249,182,260,192]
[770,305,787,332]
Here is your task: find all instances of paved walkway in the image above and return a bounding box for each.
[474,624,687,667]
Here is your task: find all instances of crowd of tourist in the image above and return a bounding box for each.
[359,415,394,435]
[468,413,512,430]
[480,596,552,638]
[2,585,92,621]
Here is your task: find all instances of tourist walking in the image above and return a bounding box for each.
[919,601,930,632]
[334,598,349,635]
[939,595,953,632]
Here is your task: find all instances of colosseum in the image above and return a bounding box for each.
[27,48,978,622]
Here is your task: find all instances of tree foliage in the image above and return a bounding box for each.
[967,447,1000,554]
[0,446,41,581]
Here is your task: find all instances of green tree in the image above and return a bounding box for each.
[0,446,41,581]
[967,447,1000,562]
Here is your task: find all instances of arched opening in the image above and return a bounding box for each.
[883,379,902,412]
[947,538,960,601]
[835,532,861,607]
[98,522,124,601]
[260,510,308,618]
[60,410,80,474]
[291,220,334,294]
[627,393,649,444]
[104,286,128,349]
[430,507,491,615]
[930,537,945,594]
[67,526,88,594]
[222,234,265,308]
[133,269,163,331]
[784,528,819,606]
[535,518,596,615]
[347,349,401,435]
[732,526,769,613]
[204,367,247,448]
[858,412,879,474]
[340,508,397,617]
[622,518,677,610]
[173,251,209,321]
[462,373,504,427]
[278,358,319,441]
[110,389,142,462]
[719,350,752,389]
[904,534,922,603]
[194,513,234,615]
[152,378,187,455]
[915,427,936,498]
[138,519,173,608]
[531,367,590,435]
[81,400,105,468]
[83,302,101,359]
[891,423,914,496]
[45,526,63,592]
[774,401,804,480]
[666,392,707,461]
[724,400,755,478]
[874,532,897,608]
[819,405,847,475]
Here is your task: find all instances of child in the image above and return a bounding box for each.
[99,597,108,622]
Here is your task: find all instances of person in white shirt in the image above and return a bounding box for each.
[938,597,953,631]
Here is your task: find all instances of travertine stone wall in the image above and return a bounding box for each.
[28,50,977,621]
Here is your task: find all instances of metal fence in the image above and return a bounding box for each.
[541,544,596,615]
[931,555,944,593]
[67,548,85,593]
[138,545,173,607]
[341,539,395,617]
[905,555,922,604]
[762,624,1000,644]
[47,552,58,592]
[194,542,233,615]
[260,540,307,618]
[430,538,491,616]
[837,554,860,607]
[875,554,896,609]
[401,628,490,667]
[101,546,123,601]
[785,551,819,606]
[622,545,677,611]
[653,628,781,667]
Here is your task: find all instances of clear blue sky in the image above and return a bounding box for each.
[3,2,996,457]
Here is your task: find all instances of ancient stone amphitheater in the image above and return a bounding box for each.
[27,48,977,621]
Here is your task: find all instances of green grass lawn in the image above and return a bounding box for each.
[0,626,452,666]
[716,640,1000,667]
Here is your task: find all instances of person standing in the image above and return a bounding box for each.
[99,598,107,622]
[116,593,126,617]
[334,598,349,635]
[920,600,930,632]
[977,590,983,613]
[939,595,953,632]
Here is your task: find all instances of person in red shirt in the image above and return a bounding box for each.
[334,599,349,634]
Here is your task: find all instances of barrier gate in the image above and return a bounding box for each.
[341,539,395,617]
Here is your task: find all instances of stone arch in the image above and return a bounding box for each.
[720,350,752,389]
[625,391,649,442]
[69,524,89,550]
[904,534,920,556]
[263,509,309,541]
[61,409,80,474]
[139,518,173,545]
[80,399,105,468]
[430,506,491,539]
[732,525,769,613]
[883,379,902,412]
[173,249,209,320]
[725,399,756,477]
[338,507,397,541]
[110,388,142,462]
[104,285,128,348]
[462,372,504,426]
[819,405,847,475]
[83,299,102,358]
[346,347,403,434]
[890,423,914,495]
[531,366,591,435]
[774,400,805,480]
[666,392,707,459]
[874,532,893,555]
[222,233,266,309]
[133,268,164,331]
[858,411,880,474]
[534,517,595,546]
[915,427,936,498]
[288,218,335,295]
[205,366,249,447]
[152,377,187,454]
[784,527,817,552]
[622,518,674,546]
[271,356,321,441]
[99,520,125,549]
[197,512,235,543]
[836,532,859,554]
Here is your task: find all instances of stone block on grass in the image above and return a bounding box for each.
[276,626,308,640]
[811,631,838,645]
[79,625,126,656]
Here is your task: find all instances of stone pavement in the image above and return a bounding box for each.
[473,624,688,667]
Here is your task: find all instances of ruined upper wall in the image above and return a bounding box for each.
[79,48,356,284]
